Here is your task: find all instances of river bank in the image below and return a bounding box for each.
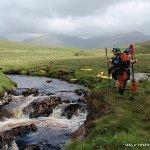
[0,71,16,98]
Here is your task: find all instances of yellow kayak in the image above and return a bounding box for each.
[97,72,112,80]
[70,79,78,81]
[80,68,93,71]
[40,70,46,73]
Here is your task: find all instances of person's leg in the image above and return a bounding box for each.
[114,80,118,88]
[113,70,118,88]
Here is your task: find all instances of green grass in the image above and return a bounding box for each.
[66,81,150,150]
[0,40,149,149]
[0,71,16,97]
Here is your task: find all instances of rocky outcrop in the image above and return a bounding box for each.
[12,88,38,96]
[48,70,75,80]
[74,89,84,96]
[0,124,37,149]
[134,73,150,82]
[0,107,12,121]
[22,88,38,96]
[0,93,15,105]
[61,104,81,119]
[58,70,75,80]
[5,69,21,75]
[23,143,61,150]
[0,94,18,120]
[23,96,61,118]
[46,80,53,83]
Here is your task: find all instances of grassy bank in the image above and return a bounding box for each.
[66,81,150,150]
[0,40,150,149]
[0,71,16,97]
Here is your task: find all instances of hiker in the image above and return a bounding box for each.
[119,48,136,79]
[108,48,121,88]
[109,47,136,90]
[118,47,137,94]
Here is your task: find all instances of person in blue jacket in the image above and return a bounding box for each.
[108,48,121,88]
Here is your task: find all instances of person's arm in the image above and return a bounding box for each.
[130,59,137,64]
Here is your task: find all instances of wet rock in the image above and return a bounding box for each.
[24,143,61,150]
[0,124,37,149]
[5,69,21,75]
[23,96,61,118]
[24,144,40,150]
[0,93,15,105]
[46,80,53,83]
[0,107,12,121]
[11,88,38,96]
[62,99,71,103]
[58,70,74,80]
[61,104,81,119]
[11,88,27,96]
[134,73,150,82]
[22,88,38,97]
[77,98,86,103]
[74,89,83,96]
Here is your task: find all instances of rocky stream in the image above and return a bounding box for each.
[0,75,88,150]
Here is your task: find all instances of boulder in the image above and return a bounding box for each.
[61,104,81,119]
[0,107,12,121]
[74,89,83,96]
[0,93,15,105]
[24,143,61,150]
[12,88,39,96]
[0,124,37,149]
[58,70,74,80]
[46,80,53,83]
[22,88,39,96]
[5,69,21,75]
[134,73,150,82]
[23,96,61,118]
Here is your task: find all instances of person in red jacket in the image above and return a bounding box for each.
[118,48,136,94]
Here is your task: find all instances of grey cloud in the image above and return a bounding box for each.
[0,0,150,39]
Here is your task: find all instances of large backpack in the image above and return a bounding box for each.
[119,52,130,68]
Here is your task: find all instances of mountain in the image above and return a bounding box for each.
[0,36,7,40]
[24,31,150,49]
[85,31,149,48]
[24,33,85,48]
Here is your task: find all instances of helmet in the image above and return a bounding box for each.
[112,48,121,53]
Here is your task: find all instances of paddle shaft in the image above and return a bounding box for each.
[130,44,137,92]
[131,53,134,84]
[105,47,110,84]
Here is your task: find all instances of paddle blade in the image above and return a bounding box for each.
[130,44,134,55]
[131,83,137,93]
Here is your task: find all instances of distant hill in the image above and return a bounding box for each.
[86,31,149,48]
[24,31,150,49]
[0,36,7,40]
[24,33,85,48]
[135,40,150,54]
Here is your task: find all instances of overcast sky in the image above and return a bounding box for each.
[0,0,150,40]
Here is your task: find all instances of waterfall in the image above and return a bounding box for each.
[8,141,19,150]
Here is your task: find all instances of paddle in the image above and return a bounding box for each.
[130,45,137,92]
[105,47,110,84]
